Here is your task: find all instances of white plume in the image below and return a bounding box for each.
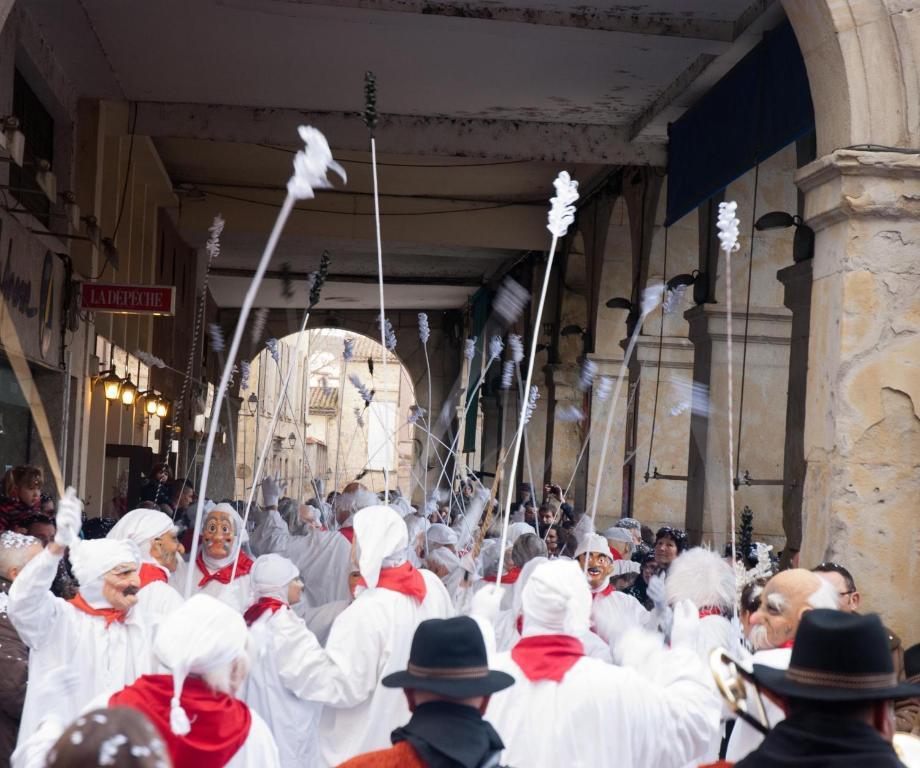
[250,308,269,345]
[577,358,597,392]
[507,333,524,364]
[500,360,515,390]
[354,406,365,427]
[205,215,225,260]
[135,350,166,369]
[463,337,477,360]
[408,405,426,424]
[488,335,504,360]
[493,278,530,325]
[717,200,741,254]
[265,337,280,364]
[417,313,430,344]
[377,316,397,351]
[595,376,613,402]
[343,337,355,362]
[208,323,225,354]
[524,386,540,424]
[348,374,373,405]
[640,282,666,318]
[287,126,347,201]
[557,404,585,422]
[546,171,580,238]
[239,361,251,392]
[665,547,736,612]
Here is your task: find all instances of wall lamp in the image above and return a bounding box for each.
[99,369,123,401]
[288,432,297,449]
[155,397,170,419]
[754,211,814,262]
[142,390,159,415]
[119,374,138,406]
[247,392,258,416]
[0,116,25,167]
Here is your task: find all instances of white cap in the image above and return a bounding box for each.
[427,523,458,548]
[108,509,175,561]
[69,538,141,609]
[507,522,535,546]
[250,553,300,602]
[153,594,248,736]
[602,526,634,544]
[521,559,591,637]
[353,505,408,589]
[574,532,614,561]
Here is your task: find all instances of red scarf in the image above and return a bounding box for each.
[357,562,427,603]
[110,675,251,768]
[482,566,521,585]
[779,639,794,649]
[512,635,585,682]
[339,526,355,543]
[243,597,287,626]
[698,606,724,618]
[68,593,127,628]
[592,583,616,600]
[196,552,254,587]
[139,562,168,588]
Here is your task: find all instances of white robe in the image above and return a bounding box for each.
[724,646,791,762]
[7,549,159,746]
[486,640,720,768]
[250,509,352,608]
[188,558,253,612]
[137,563,184,622]
[241,608,323,767]
[273,569,453,767]
[590,583,654,646]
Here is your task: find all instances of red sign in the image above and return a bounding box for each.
[81,283,175,315]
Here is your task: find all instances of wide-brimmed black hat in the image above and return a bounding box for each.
[382,616,515,698]
[753,609,920,702]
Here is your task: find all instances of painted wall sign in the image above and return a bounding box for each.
[80,283,175,315]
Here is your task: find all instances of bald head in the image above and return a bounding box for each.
[0,533,43,581]
[748,569,838,650]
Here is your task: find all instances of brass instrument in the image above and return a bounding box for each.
[709,648,920,766]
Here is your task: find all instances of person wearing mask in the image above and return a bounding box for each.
[187,502,253,612]
[338,617,514,768]
[0,531,43,765]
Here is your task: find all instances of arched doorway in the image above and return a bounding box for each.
[234,328,417,503]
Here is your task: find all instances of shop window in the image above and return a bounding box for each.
[10,70,54,227]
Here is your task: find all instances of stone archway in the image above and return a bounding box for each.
[782,0,920,641]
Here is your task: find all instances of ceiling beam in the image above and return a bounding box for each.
[277,0,745,42]
[132,101,667,166]
[211,266,482,287]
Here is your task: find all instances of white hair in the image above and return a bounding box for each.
[0,534,42,579]
[665,547,735,612]
[202,649,252,696]
[807,576,841,610]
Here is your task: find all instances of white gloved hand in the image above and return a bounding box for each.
[260,476,283,508]
[53,487,83,548]
[669,598,701,651]
[471,583,504,624]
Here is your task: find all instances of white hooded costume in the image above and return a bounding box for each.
[8,537,158,747]
[186,503,253,611]
[250,503,353,609]
[575,533,653,647]
[269,506,453,767]
[241,554,323,767]
[485,560,720,768]
[107,508,184,619]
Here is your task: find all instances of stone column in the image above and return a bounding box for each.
[776,259,813,567]
[795,149,920,642]
[684,305,791,550]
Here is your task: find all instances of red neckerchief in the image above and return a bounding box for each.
[511,635,585,682]
[196,552,254,587]
[139,562,168,588]
[482,566,521,584]
[68,593,127,628]
[243,597,287,626]
[339,526,355,543]
[610,548,623,561]
[358,562,427,603]
[110,675,251,768]
[779,639,794,649]
[592,583,616,600]
[698,606,724,618]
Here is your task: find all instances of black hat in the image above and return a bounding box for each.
[753,610,920,702]
[382,617,515,699]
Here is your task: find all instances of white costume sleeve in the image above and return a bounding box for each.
[272,603,382,709]
[7,549,65,651]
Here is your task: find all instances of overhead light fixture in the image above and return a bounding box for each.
[34,158,56,204]
[120,374,137,406]
[155,397,169,419]
[288,432,297,449]
[247,392,258,416]
[0,116,25,167]
[754,210,815,263]
[100,370,122,401]
[142,390,159,415]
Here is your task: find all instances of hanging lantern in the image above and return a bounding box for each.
[120,375,137,406]
[155,397,169,418]
[101,370,122,401]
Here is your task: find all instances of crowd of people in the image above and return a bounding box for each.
[0,462,917,767]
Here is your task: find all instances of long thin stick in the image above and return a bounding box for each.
[422,341,432,504]
[725,236,738,572]
[184,194,294,598]
[370,135,391,504]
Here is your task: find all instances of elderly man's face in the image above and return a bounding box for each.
[102,563,141,610]
[749,570,823,651]
[151,529,184,572]
[203,511,235,559]
[298,505,323,530]
[287,577,304,605]
[606,537,631,560]
[577,552,613,590]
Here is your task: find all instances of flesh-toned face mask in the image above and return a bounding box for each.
[578,552,613,589]
[102,563,141,610]
[203,511,235,559]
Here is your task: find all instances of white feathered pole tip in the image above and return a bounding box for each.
[288,126,347,200]
[547,171,579,238]
[417,313,430,344]
[717,201,741,254]
[463,337,477,360]
[488,335,504,361]
[343,337,355,362]
[500,360,515,390]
